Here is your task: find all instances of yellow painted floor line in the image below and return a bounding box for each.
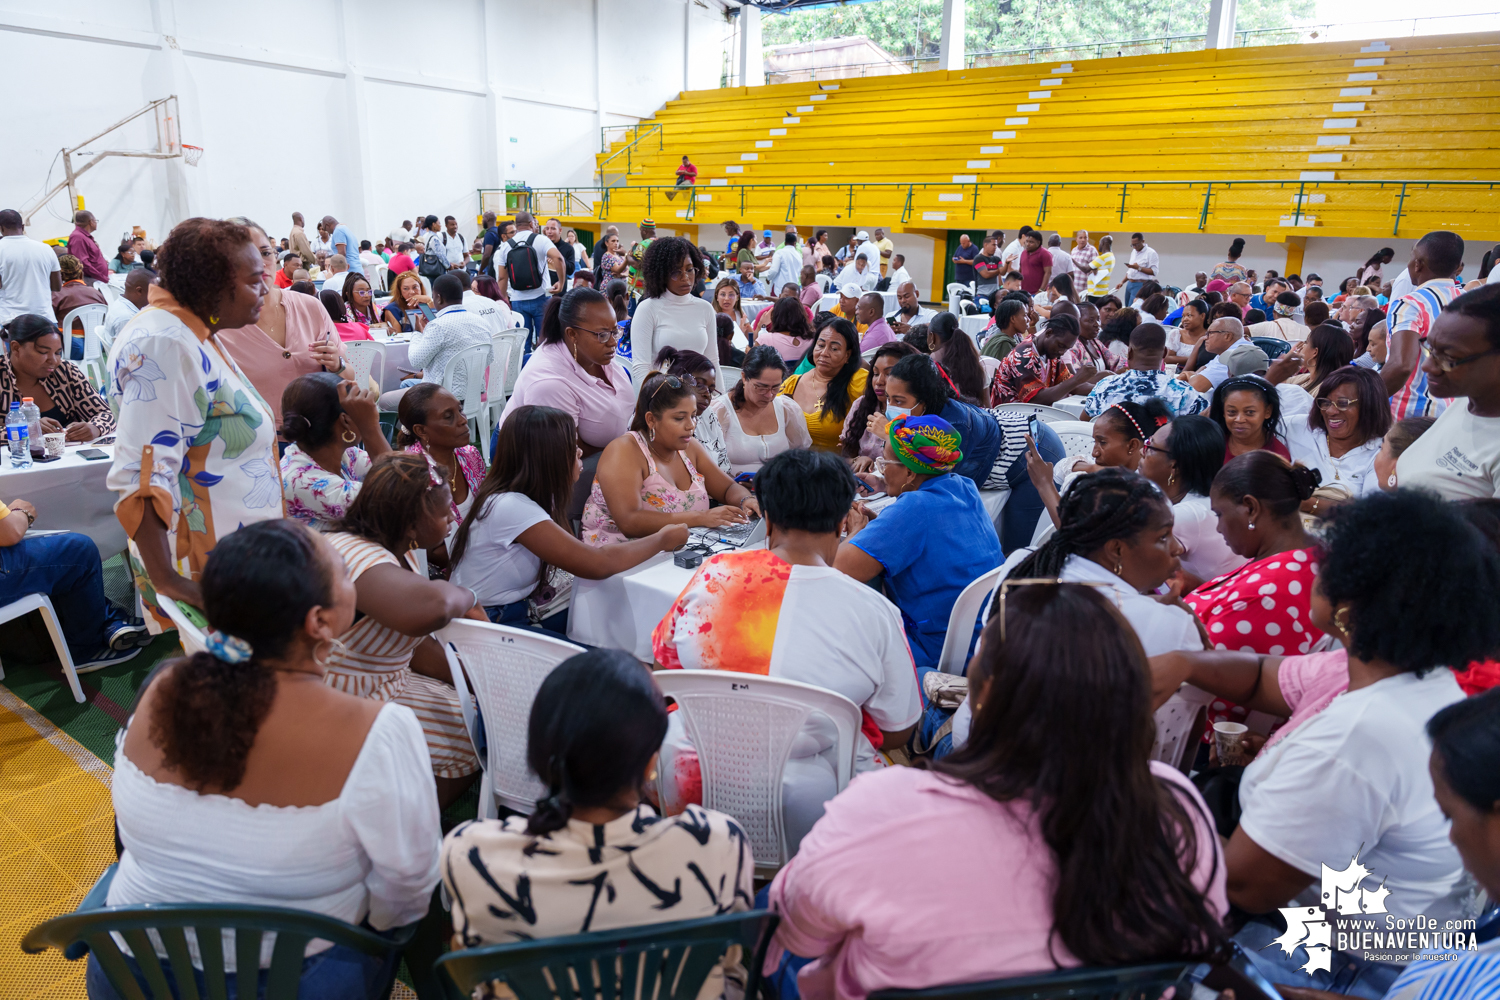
[0,685,115,1000]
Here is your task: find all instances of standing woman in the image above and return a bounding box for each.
[106,217,282,616]
[712,344,812,477]
[780,317,867,453]
[842,341,919,471]
[1139,414,1244,587]
[1209,238,1249,285]
[596,232,629,283]
[279,373,391,529]
[215,217,346,429]
[804,229,830,270]
[926,312,988,400]
[582,372,760,546]
[1209,375,1290,462]
[1284,366,1391,510]
[1358,246,1394,288]
[629,237,716,386]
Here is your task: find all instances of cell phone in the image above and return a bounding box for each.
[1027,415,1041,442]
[417,304,436,321]
[78,449,110,460]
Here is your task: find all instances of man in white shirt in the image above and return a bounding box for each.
[1119,232,1159,308]
[1395,284,1500,499]
[358,242,385,272]
[886,255,912,291]
[441,216,467,269]
[496,210,563,347]
[104,268,154,343]
[887,280,936,336]
[1185,318,1252,393]
[835,255,878,292]
[0,210,62,325]
[765,232,803,294]
[1001,226,1029,275]
[388,220,413,246]
[406,273,493,402]
[1046,233,1075,290]
[321,254,350,296]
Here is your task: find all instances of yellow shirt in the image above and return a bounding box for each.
[875,238,895,275]
[1086,251,1115,298]
[834,303,869,334]
[0,500,9,520]
[780,368,870,452]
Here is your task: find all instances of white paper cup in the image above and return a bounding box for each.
[1213,720,1250,766]
[43,432,65,457]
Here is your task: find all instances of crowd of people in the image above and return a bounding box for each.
[3,205,1500,1000]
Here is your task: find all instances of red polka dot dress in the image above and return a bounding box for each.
[1184,547,1326,734]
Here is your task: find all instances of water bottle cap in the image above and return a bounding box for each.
[8,402,18,410]
[21,397,33,403]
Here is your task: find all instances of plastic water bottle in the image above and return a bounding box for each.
[20,396,41,457]
[6,402,31,469]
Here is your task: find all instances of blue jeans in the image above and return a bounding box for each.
[87,941,397,1000]
[510,296,550,355]
[1124,279,1143,308]
[484,600,569,638]
[999,421,1064,554]
[0,531,127,662]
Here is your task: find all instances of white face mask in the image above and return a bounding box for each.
[886,404,912,420]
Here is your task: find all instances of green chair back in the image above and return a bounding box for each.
[868,961,1195,1000]
[22,868,414,1000]
[435,910,778,1000]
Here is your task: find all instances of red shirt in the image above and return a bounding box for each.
[387,253,415,276]
[1018,246,1050,294]
[676,161,698,183]
[274,269,294,289]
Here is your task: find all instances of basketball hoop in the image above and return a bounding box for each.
[182,144,204,167]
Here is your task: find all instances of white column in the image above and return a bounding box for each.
[939,0,966,72]
[594,0,607,143]
[144,0,203,226]
[480,0,508,206]
[336,0,377,241]
[739,3,764,88]
[1206,0,1239,49]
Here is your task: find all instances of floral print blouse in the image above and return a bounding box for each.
[280,444,373,529]
[106,286,281,628]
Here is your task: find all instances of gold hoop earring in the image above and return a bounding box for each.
[1335,606,1352,636]
[208,314,219,325]
[569,339,578,363]
[342,429,357,444]
[313,637,346,668]
[1114,559,1123,576]
[1166,472,1175,487]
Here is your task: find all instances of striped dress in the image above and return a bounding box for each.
[322,533,479,779]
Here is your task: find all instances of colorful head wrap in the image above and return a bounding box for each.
[888,414,962,476]
[1273,299,1297,318]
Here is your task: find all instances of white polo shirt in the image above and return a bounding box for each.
[0,234,62,325]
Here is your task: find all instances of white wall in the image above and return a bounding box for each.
[0,0,728,251]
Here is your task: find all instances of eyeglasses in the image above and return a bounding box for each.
[1428,346,1500,373]
[873,456,898,476]
[1141,441,1173,458]
[1315,396,1361,412]
[649,374,698,400]
[572,326,618,344]
[992,579,1111,643]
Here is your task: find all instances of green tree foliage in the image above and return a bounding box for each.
[761,0,1315,56]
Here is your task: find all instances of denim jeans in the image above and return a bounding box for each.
[510,296,550,354]
[86,941,397,1000]
[484,599,570,638]
[0,531,127,661]
[1124,280,1144,308]
[999,420,1064,554]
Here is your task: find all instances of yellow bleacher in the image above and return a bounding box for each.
[582,32,1500,241]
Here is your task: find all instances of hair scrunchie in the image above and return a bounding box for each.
[204,629,254,664]
[888,414,963,476]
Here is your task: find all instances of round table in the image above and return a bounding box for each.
[0,443,125,557]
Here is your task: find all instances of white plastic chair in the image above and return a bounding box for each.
[60,303,107,360]
[0,594,85,703]
[374,263,390,292]
[97,282,121,305]
[992,401,1078,425]
[154,593,208,657]
[83,325,110,392]
[945,282,974,314]
[493,328,527,397]
[654,670,862,877]
[1047,419,1097,460]
[435,619,585,818]
[1151,685,1216,774]
[418,274,433,297]
[980,355,1000,383]
[484,344,512,442]
[935,567,1005,676]
[718,366,742,395]
[440,342,494,459]
[343,340,385,395]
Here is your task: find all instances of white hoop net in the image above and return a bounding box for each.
[182,144,204,167]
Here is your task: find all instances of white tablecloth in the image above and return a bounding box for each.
[959,315,990,339]
[0,444,125,557]
[362,337,413,392]
[568,551,694,661]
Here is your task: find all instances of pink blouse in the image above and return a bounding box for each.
[216,288,342,427]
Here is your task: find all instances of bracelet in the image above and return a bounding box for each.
[21,508,34,526]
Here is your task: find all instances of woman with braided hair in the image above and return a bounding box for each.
[441,649,754,961]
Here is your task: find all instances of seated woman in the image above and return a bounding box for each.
[1210,374,1291,462]
[654,346,729,474]
[342,272,379,330]
[1369,414,1434,494]
[1139,413,1244,587]
[979,296,1028,361]
[582,371,759,546]
[715,313,745,368]
[835,415,1002,669]
[442,649,754,978]
[988,313,1103,406]
[279,373,391,529]
[841,341,919,472]
[1284,365,1390,513]
[767,581,1227,1000]
[450,406,688,635]
[1,313,115,441]
[779,318,867,453]
[324,453,487,804]
[653,449,920,851]
[1286,322,1356,395]
[758,295,817,366]
[380,272,430,336]
[397,383,484,553]
[1036,399,1172,531]
[712,277,752,344]
[710,344,812,477]
[1150,491,1496,992]
[926,312,988,401]
[319,289,371,343]
[98,520,439,1000]
[1165,298,1210,367]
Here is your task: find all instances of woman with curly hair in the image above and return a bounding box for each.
[628,236,715,385]
[105,216,281,620]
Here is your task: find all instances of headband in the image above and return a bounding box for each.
[888,414,962,476]
[1107,403,1149,442]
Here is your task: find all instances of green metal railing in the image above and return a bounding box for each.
[521,179,1499,238]
[596,124,663,184]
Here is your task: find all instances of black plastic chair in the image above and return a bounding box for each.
[435,910,778,1000]
[1252,337,1292,359]
[868,961,1195,1000]
[22,865,415,999]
